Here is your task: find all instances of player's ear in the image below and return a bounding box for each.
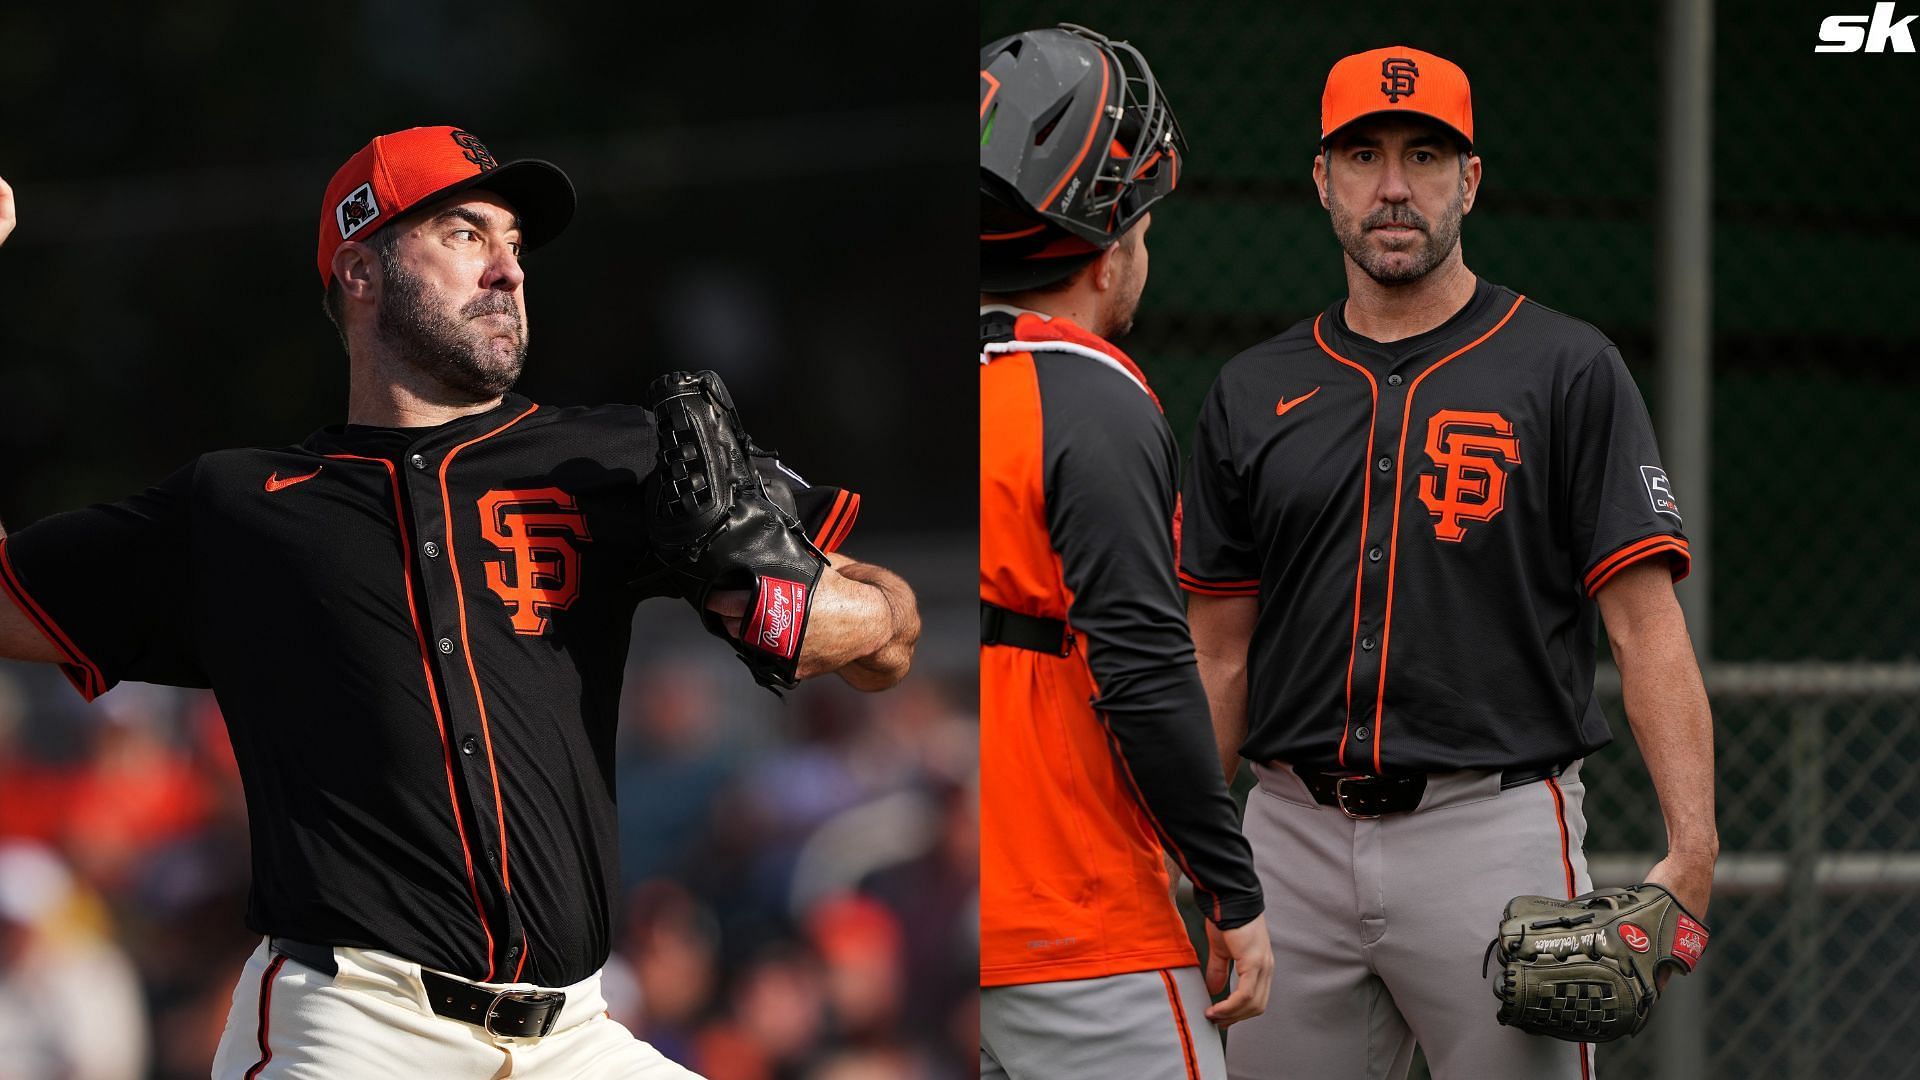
[1460,153,1483,215]
[1088,241,1124,294]
[332,242,378,303]
[1313,154,1331,210]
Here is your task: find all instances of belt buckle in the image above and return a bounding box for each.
[1334,776,1382,820]
[484,989,565,1039]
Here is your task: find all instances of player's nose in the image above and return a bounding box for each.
[1378,158,1413,202]
[484,248,526,292]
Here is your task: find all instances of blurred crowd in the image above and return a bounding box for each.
[0,619,977,1080]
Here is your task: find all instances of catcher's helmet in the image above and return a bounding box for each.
[980,24,1184,292]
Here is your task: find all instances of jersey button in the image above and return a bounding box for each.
[1355,726,1371,741]
[1361,636,1376,651]
[410,453,429,470]
[1387,374,1404,387]
[1376,456,1392,472]
[1368,546,1383,563]
[461,737,478,756]
[507,945,520,960]
[423,541,440,558]
[438,637,454,654]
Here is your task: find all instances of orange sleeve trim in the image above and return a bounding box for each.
[1584,535,1691,597]
[1177,570,1260,589]
[813,490,861,554]
[1178,580,1259,598]
[0,538,106,701]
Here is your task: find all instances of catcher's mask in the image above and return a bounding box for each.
[980,23,1184,293]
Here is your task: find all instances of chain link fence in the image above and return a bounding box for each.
[985,1,1920,1076]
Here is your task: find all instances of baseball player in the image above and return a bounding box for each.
[0,127,919,1077]
[979,25,1272,1080]
[1179,48,1718,1079]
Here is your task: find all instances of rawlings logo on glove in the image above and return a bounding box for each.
[642,370,829,691]
[1485,882,1709,1043]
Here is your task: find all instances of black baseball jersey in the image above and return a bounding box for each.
[0,393,858,986]
[1180,278,1689,774]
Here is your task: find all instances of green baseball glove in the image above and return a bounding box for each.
[1486,882,1709,1043]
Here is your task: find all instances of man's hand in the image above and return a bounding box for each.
[1644,850,1715,989]
[0,175,16,248]
[1203,913,1273,1027]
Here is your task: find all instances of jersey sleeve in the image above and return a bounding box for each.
[1038,356,1264,929]
[1563,346,1691,597]
[0,461,209,699]
[752,454,859,554]
[1178,375,1261,597]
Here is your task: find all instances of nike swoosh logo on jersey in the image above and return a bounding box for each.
[264,467,324,493]
[1275,387,1321,416]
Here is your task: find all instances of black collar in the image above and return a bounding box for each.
[1324,276,1507,367]
[303,393,537,457]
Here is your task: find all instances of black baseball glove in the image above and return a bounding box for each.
[642,370,832,691]
[1485,882,1710,1043]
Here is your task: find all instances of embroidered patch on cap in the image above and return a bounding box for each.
[1641,466,1682,523]
[336,183,381,241]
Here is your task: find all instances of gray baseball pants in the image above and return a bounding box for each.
[1224,760,1596,1080]
[982,966,1226,1079]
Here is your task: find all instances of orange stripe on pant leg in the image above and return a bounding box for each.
[1158,970,1201,1080]
[244,954,289,1079]
[1546,776,1591,1080]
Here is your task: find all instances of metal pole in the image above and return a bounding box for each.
[1654,0,1714,1076]
[1657,0,1715,660]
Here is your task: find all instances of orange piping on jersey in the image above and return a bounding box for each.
[1097,712,1225,923]
[1310,315,1380,771]
[1159,969,1202,1080]
[1037,51,1112,213]
[1584,535,1691,597]
[1177,570,1261,590]
[1178,582,1259,598]
[810,489,851,549]
[436,402,540,981]
[1372,294,1527,773]
[324,452,496,975]
[0,538,106,700]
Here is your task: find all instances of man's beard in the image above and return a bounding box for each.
[1100,250,1145,340]
[1330,181,1466,286]
[376,259,527,402]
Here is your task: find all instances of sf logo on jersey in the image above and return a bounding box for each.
[1418,410,1521,542]
[477,488,592,635]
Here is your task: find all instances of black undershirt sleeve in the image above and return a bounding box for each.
[1036,352,1263,929]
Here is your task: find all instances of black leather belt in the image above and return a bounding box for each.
[269,937,565,1039]
[981,601,1074,656]
[1291,763,1568,820]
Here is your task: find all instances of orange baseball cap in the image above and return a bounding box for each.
[316,126,576,286]
[1321,47,1473,150]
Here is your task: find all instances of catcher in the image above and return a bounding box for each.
[0,129,917,1077]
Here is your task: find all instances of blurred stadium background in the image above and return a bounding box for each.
[980,2,1920,1077]
[0,5,976,1079]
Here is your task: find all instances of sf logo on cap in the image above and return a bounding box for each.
[1381,57,1419,103]
[451,129,498,172]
